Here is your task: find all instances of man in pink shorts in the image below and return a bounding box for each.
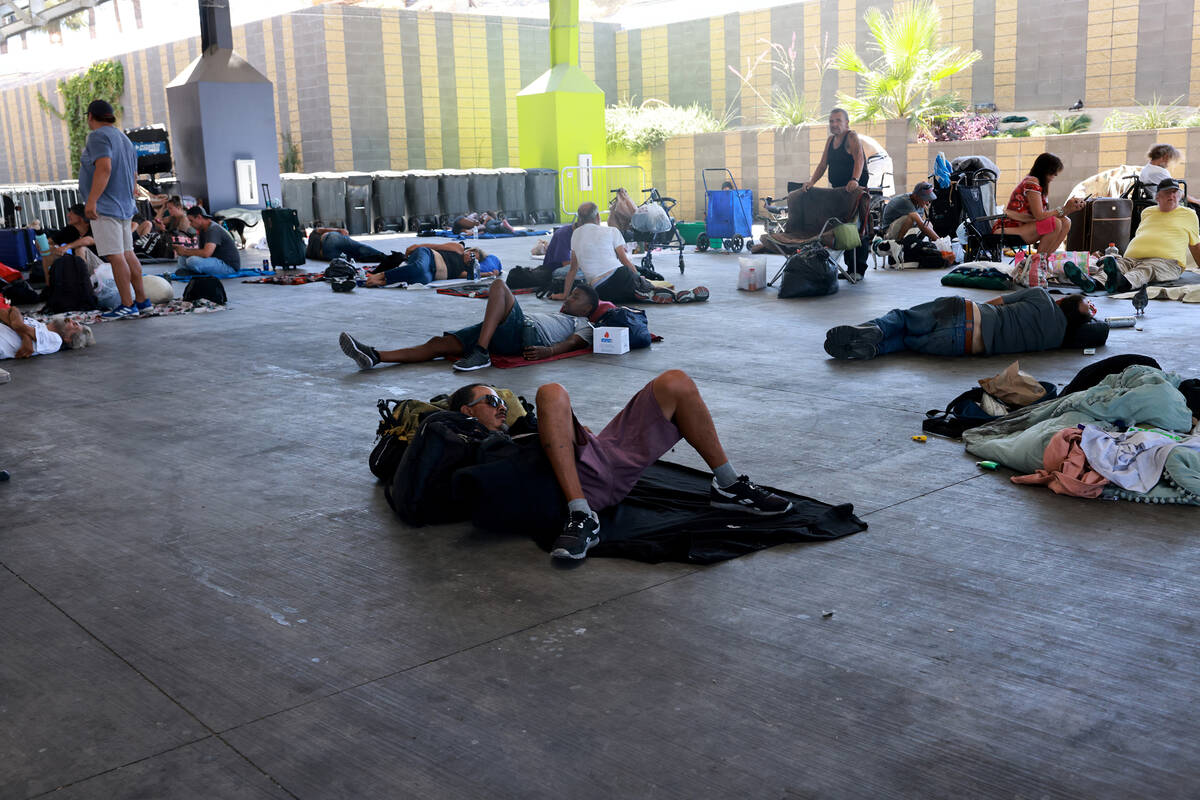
[453,370,792,560]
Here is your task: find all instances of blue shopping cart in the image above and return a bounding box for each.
[696,168,753,253]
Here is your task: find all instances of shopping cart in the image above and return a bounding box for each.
[695,168,753,253]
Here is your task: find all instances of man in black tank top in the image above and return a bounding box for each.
[800,108,870,278]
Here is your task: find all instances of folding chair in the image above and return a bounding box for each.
[958,184,1031,264]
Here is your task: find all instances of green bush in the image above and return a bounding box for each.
[1028,113,1092,136]
[605,99,726,153]
[1104,95,1185,131]
[38,60,125,178]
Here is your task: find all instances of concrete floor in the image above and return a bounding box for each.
[2,233,1198,799]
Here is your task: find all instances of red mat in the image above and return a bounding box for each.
[490,334,663,369]
[436,285,536,298]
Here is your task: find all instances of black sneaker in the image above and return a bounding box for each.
[550,511,601,560]
[339,332,381,369]
[453,345,491,371]
[710,476,793,516]
[823,324,883,360]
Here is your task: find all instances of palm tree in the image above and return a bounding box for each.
[831,0,980,128]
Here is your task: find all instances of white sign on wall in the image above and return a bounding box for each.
[578,153,592,192]
[235,160,259,205]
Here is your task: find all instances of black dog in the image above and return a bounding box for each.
[213,215,259,248]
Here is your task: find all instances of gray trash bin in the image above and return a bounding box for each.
[496,168,527,222]
[404,169,441,231]
[467,169,500,214]
[280,173,315,227]
[438,169,471,226]
[311,172,348,228]
[344,171,374,235]
[525,168,558,224]
[372,171,407,232]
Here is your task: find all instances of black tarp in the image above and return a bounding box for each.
[452,449,867,565]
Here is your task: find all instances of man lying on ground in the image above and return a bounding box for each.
[823,287,1106,360]
[449,372,793,560]
[364,242,500,286]
[1,305,93,359]
[340,282,610,372]
[306,226,387,263]
[1087,178,1200,294]
[451,212,515,236]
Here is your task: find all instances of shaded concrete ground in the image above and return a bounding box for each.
[2,232,1198,799]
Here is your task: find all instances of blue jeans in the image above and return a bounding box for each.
[383,247,437,285]
[177,255,236,277]
[871,296,967,356]
[321,232,385,262]
[447,300,529,355]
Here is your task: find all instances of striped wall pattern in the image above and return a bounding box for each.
[4,0,1200,185]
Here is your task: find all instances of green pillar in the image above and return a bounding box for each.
[517,0,606,220]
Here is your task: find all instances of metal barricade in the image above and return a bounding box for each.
[559,164,646,221]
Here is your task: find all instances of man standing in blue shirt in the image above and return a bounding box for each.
[79,99,148,319]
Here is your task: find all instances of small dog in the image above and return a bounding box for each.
[213,215,258,248]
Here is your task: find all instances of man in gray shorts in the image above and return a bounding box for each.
[453,373,793,560]
[339,282,607,373]
[79,99,148,320]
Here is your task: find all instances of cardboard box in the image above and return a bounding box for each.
[593,326,630,354]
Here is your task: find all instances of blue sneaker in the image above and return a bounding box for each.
[135,299,154,315]
[100,305,138,320]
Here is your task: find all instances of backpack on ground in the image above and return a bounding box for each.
[903,237,946,269]
[324,258,358,292]
[778,242,838,298]
[369,398,441,482]
[42,254,98,313]
[922,382,1058,439]
[386,411,512,526]
[505,264,552,290]
[595,306,652,349]
[182,275,227,305]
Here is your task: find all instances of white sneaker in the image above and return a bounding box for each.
[0,367,10,384]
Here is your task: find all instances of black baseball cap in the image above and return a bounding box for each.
[186,205,213,219]
[86,99,116,121]
[913,181,937,202]
[1157,178,1182,193]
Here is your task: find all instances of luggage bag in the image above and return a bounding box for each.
[1066,197,1132,253]
[0,228,37,269]
[260,183,306,268]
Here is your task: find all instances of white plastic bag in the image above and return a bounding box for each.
[631,201,671,234]
[738,256,767,291]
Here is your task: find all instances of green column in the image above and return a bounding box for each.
[517,0,606,220]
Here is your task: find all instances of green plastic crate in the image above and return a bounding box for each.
[676,221,705,245]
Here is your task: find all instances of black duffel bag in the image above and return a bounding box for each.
[778,241,838,298]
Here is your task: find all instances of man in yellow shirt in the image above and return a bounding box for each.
[1102,178,1200,293]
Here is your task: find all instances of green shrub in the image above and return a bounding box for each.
[1104,95,1185,131]
[605,99,726,153]
[1028,113,1092,136]
[37,60,125,178]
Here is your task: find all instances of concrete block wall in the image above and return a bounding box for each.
[5,0,1200,185]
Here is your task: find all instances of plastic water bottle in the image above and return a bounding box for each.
[1105,243,1119,258]
[748,267,757,291]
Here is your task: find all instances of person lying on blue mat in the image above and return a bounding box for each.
[365,242,500,286]
[340,281,610,372]
[306,226,387,263]
[823,287,1109,360]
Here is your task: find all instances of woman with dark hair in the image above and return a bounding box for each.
[994,153,1086,265]
[823,287,1108,360]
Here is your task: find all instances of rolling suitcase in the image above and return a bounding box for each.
[260,183,306,268]
[0,228,37,269]
[1066,197,1132,253]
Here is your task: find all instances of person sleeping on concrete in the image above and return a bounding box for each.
[1090,179,1200,295]
[1,305,93,360]
[451,212,515,236]
[339,281,612,373]
[448,371,793,560]
[305,226,387,263]
[364,242,500,286]
[823,287,1108,360]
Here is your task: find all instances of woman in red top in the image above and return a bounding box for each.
[994,153,1085,254]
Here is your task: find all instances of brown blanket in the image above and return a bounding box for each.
[785,186,871,240]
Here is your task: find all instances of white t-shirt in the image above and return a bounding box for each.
[0,319,63,359]
[570,224,627,286]
[1139,163,1173,189]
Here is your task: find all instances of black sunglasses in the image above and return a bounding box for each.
[467,393,506,411]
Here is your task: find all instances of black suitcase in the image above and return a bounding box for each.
[1066,197,1132,253]
[260,184,306,268]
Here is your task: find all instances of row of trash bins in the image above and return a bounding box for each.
[280,168,559,235]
